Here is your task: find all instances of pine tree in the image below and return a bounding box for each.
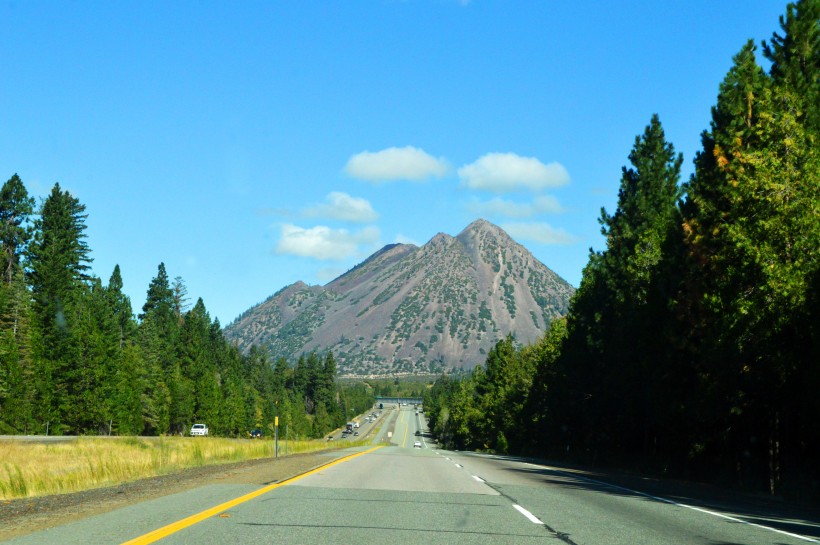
[107,265,135,348]
[0,175,36,432]
[140,263,174,322]
[72,278,120,432]
[0,269,35,433]
[314,352,337,413]
[683,39,820,491]
[26,183,93,434]
[171,276,190,323]
[763,0,820,133]
[599,115,683,306]
[179,298,222,431]
[312,402,332,438]
[137,317,172,435]
[523,317,567,453]
[0,174,35,286]
[219,347,247,436]
[762,0,820,488]
[549,116,683,462]
[111,343,146,435]
[138,263,180,433]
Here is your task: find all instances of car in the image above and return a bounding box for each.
[249,428,263,439]
[353,431,359,436]
[413,441,422,448]
[415,430,421,436]
[190,423,208,436]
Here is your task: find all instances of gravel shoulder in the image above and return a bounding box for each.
[0,450,341,541]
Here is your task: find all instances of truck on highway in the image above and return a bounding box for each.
[345,422,355,433]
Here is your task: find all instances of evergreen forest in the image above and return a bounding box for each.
[425,0,820,498]
[0,179,373,436]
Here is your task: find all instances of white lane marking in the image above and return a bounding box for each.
[513,504,544,525]
[455,463,463,468]
[528,463,820,543]
[682,504,819,543]
[472,475,485,483]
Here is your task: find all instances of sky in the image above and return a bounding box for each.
[1,1,789,326]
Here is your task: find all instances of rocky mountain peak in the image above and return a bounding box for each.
[427,232,453,246]
[463,217,502,235]
[224,219,575,375]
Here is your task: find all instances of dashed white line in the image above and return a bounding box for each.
[455,463,463,468]
[527,462,820,543]
[513,504,544,525]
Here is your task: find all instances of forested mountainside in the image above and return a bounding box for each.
[224,219,575,375]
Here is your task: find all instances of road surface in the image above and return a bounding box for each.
[4,407,819,544]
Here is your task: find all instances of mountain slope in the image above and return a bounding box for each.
[224,219,575,375]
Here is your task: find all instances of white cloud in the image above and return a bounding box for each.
[275,224,380,260]
[304,192,379,223]
[344,146,449,182]
[458,153,569,192]
[501,221,577,245]
[466,195,563,218]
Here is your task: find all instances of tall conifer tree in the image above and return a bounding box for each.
[26,183,92,433]
[551,116,683,461]
[684,39,819,491]
[763,0,820,133]
[0,175,35,431]
[0,174,35,285]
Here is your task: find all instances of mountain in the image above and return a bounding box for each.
[224,219,575,375]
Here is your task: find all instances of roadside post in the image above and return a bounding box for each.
[274,416,279,459]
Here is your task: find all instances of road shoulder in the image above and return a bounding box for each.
[0,450,347,541]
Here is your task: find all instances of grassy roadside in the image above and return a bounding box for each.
[0,436,369,500]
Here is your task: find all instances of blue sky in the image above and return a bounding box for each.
[1,1,788,325]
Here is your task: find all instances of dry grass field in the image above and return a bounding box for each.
[0,436,362,500]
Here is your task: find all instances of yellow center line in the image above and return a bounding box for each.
[120,445,383,545]
[402,410,409,448]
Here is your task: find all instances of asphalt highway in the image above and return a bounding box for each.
[5,406,819,544]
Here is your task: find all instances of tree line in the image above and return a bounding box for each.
[0,180,373,437]
[365,377,432,399]
[425,0,819,497]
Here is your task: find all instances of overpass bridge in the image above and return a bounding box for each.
[375,396,423,406]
